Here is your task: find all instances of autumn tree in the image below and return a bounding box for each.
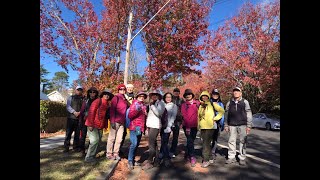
[40,0,130,92]
[204,1,280,114]
[135,0,215,88]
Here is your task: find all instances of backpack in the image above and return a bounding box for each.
[125,108,131,128]
[161,108,169,128]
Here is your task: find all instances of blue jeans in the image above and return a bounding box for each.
[128,130,142,162]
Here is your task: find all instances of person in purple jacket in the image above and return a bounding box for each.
[106,84,130,160]
[181,89,200,167]
[127,91,148,170]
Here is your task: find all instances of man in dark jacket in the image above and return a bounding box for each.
[64,85,84,153]
[224,87,252,166]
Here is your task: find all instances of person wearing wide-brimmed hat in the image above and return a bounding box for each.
[180,88,200,167]
[126,91,148,170]
[142,89,165,170]
[84,89,113,163]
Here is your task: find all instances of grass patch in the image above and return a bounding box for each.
[40,134,114,180]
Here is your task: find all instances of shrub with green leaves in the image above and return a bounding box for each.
[40,100,67,132]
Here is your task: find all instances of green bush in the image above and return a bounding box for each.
[40,100,67,132]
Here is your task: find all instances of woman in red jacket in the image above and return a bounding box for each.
[84,89,113,163]
[127,91,148,170]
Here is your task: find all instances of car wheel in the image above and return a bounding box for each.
[266,122,271,131]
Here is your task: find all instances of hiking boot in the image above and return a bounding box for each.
[153,157,161,167]
[201,161,210,168]
[169,152,176,158]
[134,161,142,166]
[225,158,237,164]
[239,159,246,166]
[142,161,153,170]
[190,156,196,167]
[128,161,134,170]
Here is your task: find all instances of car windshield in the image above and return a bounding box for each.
[266,114,280,120]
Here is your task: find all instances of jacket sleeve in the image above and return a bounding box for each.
[150,100,165,118]
[213,102,225,121]
[244,99,253,128]
[110,96,118,123]
[86,99,99,127]
[224,101,230,128]
[167,105,177,128]
[128,102,141,120]
[66,96,75,113]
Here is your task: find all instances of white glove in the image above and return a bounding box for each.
[164,127,171,133]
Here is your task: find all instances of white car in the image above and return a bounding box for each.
[252,113,280,130]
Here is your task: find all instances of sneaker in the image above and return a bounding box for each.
[239,159,246,166]
[209,159,214,164]
[106,153,113,160]
[134,161,142,166]
[142,161,154,170]
[128,161,134,170]
[113,153,121,160]
[169,152,176,158]
[225,158,237,164]
[190,157,196,167]
[201,161,210,168]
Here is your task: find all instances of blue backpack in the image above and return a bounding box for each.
[125,108,131,128]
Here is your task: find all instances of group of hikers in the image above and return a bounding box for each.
[64,83,252,170]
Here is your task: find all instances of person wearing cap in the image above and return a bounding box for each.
[125,84,135,105]
[209,88,225,163]
[197,90,225,168]
[107,84,130,160]
[224,87,252,166]
[78,87,99,155]
[180,89,200,167]
[159,92,178,167]
[126,91,148,170]
[84,89,113,163]
[169,87,185,158]
[142,89,166,170]
[64,85,85,153]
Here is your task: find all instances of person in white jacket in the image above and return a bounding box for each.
[142,89,165,170]
[159,92,177,167]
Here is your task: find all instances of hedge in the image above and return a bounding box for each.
[40,100,67,132]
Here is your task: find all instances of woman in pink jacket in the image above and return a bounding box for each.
[127,91,148,170]
[181,89,200,167]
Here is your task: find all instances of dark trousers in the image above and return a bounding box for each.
[201,129,214,161]
[147,128,159,162]
[79,124,88,150]
[183,127,197,157]
[64,118,80,150]
[169,124,180,154]
[211,123,221,152]
[160,128,170,159]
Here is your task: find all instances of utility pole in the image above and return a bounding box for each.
[123,0,172,85]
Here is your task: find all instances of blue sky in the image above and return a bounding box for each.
[40,0,267,85]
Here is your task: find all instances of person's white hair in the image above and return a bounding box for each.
[126,84,134,88]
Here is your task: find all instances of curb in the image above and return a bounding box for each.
[96,159,120,180]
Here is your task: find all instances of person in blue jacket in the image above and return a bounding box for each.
[209,89,225,163]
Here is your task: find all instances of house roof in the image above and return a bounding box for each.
[40,91,50,100]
